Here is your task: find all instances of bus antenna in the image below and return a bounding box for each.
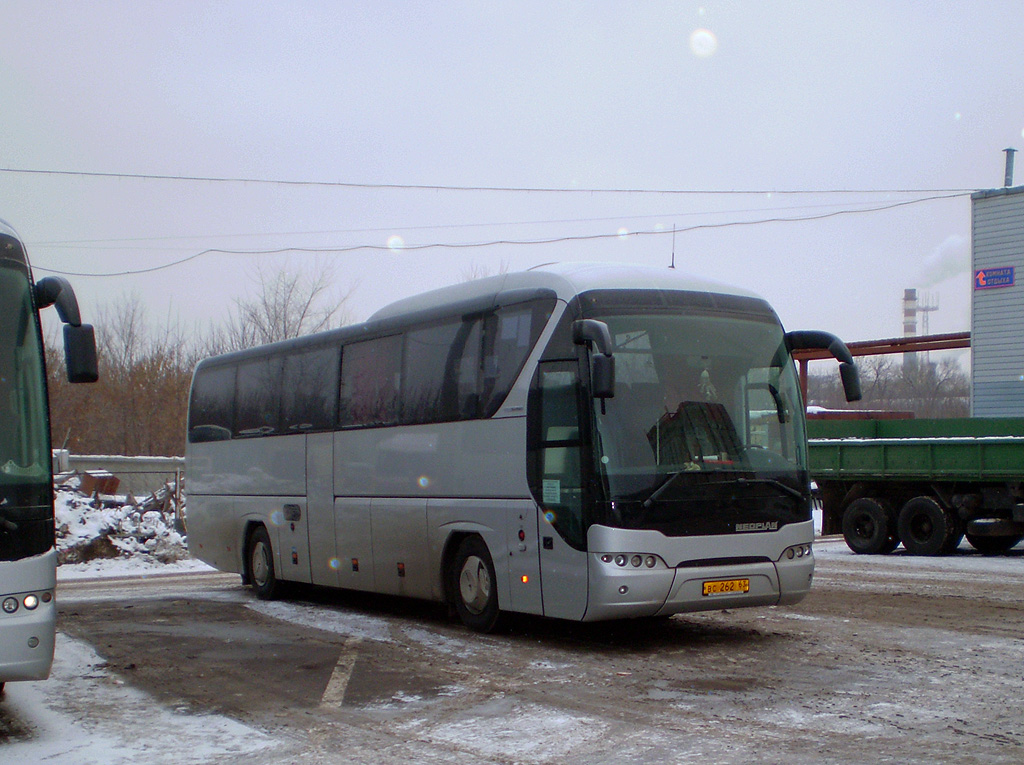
[670,225,676,269]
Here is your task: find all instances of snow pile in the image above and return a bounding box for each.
[55,485,189,567]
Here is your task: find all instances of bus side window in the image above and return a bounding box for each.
[281,345,339,432]
[339,335,402,427]
[235,357,283,437]
[402,319,482,424]
[480,300,552,417]
[188,364,235,443]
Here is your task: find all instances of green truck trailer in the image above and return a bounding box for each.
[807,417,1024,555]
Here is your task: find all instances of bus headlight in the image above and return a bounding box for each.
[782,544,812,561]
[600,553,666,569]
[2,597,17,614]
[23,594,39,610]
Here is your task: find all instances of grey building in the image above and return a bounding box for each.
[971,183,1024,416]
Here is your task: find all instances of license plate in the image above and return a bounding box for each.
[702,578,750,596]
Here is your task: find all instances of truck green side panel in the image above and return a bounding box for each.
[807,417,1024,482]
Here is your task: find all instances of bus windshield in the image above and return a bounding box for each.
[0,260,53,561]
[591,309,809,537]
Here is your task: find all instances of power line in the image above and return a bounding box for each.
[0,166,979,196]
[32,192,968,278]
[29,196,949,249]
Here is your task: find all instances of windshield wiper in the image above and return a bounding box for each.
[642,473,804,509]
[642,470,687,508]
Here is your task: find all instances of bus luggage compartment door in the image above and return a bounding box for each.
[371,498,430,599]
[275,498,312,585]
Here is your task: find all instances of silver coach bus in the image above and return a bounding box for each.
[1,219,97,691]
[186,262,860,631]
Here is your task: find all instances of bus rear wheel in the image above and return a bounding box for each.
[449,536,503,633]
[247,526,281,600]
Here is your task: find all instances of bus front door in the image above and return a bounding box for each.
[534,360,589,621]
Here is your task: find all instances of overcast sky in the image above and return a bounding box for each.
[4,2,1023,360]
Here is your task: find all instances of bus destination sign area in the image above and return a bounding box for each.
[975,266,1015,290]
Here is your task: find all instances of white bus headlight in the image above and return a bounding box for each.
[2,597,17,614]
[782,544,812,561]
[23,594,39,610]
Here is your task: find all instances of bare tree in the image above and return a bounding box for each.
[47,262,357,457]
[461,259,510,283]
[205,260,353,354]
[807,354,969,418]
[47,295,195,456]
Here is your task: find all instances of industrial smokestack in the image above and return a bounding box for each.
[903,288,918,376]
[903,288,918,338]
[1005,147,1017,187]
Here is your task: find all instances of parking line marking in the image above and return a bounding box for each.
[320,636,362,707]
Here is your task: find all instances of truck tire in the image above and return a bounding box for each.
[897,496,957,556]
[842,497,898,554]
[966,533,1023,555]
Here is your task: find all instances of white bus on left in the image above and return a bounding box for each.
[0,220,97,692]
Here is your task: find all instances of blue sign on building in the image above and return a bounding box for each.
[975,266,1015,290]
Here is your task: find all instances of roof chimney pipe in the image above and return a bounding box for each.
[1004,147,1017,187]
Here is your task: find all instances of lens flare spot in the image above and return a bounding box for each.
[418,475,431,488]
[689,28,718,57]
[270,510,285,527]
[387,234,405,251]
[545,511,557,524]
[328,557,341,570]
[617,227,629,238]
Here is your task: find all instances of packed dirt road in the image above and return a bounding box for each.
[4,537,1024,763]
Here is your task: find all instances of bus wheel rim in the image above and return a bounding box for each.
[252,542,270,586]
[459,555,491,614]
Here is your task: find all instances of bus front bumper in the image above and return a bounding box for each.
[0,596,56,681]
[583,550,814,621]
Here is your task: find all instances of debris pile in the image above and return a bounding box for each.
[55,471,189,566]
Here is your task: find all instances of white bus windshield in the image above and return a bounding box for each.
[591,310,808,537]
[0,261,53,561]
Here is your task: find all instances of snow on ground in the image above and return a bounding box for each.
[3,634,279,765]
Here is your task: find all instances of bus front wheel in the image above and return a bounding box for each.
[449,536,503,633]
[247,526,281,600]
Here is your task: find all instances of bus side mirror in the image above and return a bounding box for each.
[839,362,861,403]
[64,324,99,383]
[573,319,615,399]
[785,329,862,403]
[590,354,615,399]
